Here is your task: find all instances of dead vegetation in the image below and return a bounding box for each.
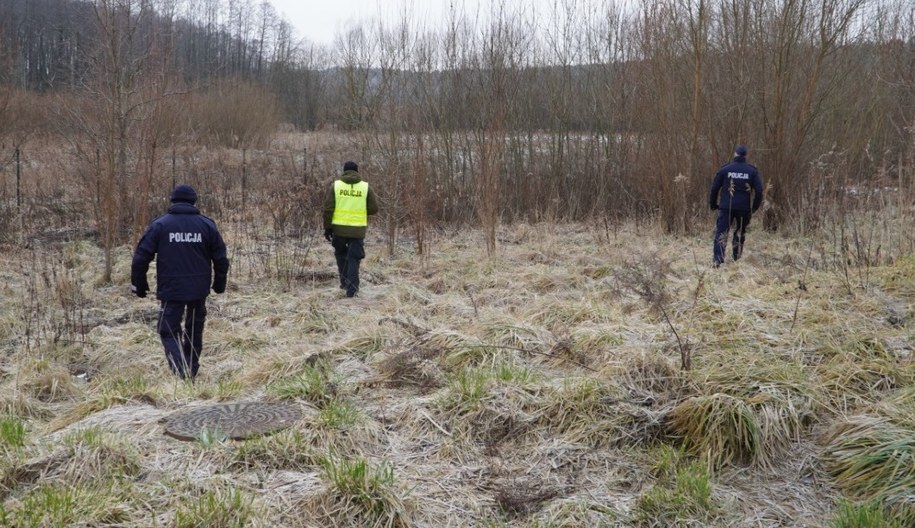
[0,159,914,526]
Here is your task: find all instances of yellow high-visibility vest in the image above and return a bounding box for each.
[332,180,369,226]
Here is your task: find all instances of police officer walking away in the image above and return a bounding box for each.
[323,161,378,297]
[131,184,229,379]
[709,145,763,267]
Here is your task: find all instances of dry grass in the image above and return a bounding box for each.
[821,389,915,525]
[1,164,914,525]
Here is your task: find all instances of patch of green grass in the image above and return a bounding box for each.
[634,458,718,526]
[412,329,491,368]
[493,361,535,385]
[319,400,362,430]
[0,416,26,450]
[319,456,409,526]
[268,359,337,405]
[435,368,491,414]
[646,444,687,484]
[4,481,131,527]
[831,499,905,528]
[61,425,105,449]
[322,456,395,495]
[173,485,257,528]
[102,372,154,399]
[177,376,246,402]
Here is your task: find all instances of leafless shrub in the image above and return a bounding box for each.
[613,253,692,370]
[186,80,281,149]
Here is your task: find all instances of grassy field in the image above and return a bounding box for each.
[0,218,913,527]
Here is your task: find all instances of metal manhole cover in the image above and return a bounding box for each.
[164,402,302,441]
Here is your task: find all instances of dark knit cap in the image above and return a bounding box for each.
[170,184,198,204]
[735,145,748,156]
[343,161,358,172]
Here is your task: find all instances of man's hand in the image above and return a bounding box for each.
[213,276,226,294]
[324,228,333,243]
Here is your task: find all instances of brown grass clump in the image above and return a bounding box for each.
[617,351,687,406]
[410,329,485,369]
[687,349,816,469]
[431,370,539,453]
[233,429,319,472]
[1,426,139,500]
[490,477,566,519]
[0,393,49,419]
[537,377,633,447]
[815,338,915,409]
[54,427,141,484]
[22,368,82,403]
[821,389,915,524]
[375,348,443,391]
[669,393,761,469]
[0,450,70,496]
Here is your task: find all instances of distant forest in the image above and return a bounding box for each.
[0,0,913,235]
[0,0,321,128]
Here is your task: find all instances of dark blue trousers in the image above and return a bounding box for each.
[713,209,752,265]
[158,299,206,379]
[332,236,365,297]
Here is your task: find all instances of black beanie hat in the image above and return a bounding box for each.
[343,160,358,172]
[170,184,198,204]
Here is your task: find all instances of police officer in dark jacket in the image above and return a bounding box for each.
[709,145,763,267]
[323,161,378,297]
[131,184,229,379]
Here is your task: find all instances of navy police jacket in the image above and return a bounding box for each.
[131,203,229,301]
[709,156,763,212]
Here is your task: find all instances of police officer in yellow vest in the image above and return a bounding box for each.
[323,161,379,297]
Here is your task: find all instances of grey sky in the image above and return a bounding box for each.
[268,0,529,46]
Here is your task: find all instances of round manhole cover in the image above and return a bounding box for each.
[164,402,302,441]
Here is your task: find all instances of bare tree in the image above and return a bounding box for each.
[55,0,179,282]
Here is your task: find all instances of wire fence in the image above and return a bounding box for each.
[0,144,340,243]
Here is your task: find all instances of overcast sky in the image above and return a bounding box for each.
[268,0,512,46]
